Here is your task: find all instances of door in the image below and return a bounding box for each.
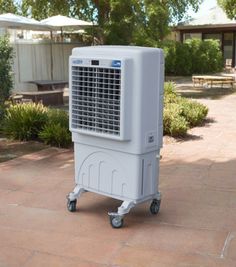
[223,33,234,67]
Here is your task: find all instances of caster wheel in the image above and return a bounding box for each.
[109,215,124,229]
[150,199,161,215]
[67,199,77,212]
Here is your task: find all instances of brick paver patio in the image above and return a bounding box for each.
[0,93,236,266]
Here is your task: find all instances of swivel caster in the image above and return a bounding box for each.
[150,199,161,215]
[67,199,77,212]
[109,215,124,229]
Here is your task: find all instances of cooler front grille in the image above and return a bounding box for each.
[71,66,121,136]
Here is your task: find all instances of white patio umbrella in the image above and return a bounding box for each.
[40,15,93,28]
[40,15,93,39]
[0,13,52,31]
[40,15,93,79]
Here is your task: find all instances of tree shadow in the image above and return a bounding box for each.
[177,86,236,100]
[163,117,216,144]
[174,133,203,142]
[199,117,217,127]
[0,140,47,163]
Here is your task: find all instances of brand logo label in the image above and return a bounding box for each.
[112,60,121,68]
[72,59,83,64]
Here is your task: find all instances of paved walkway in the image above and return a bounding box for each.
[0,93,236,266]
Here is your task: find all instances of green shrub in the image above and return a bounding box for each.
[175,42,192,76]
[39,109,71,148]
[164,82,179,104]
[2,103,48,140]
[161,41,176,75]
[46,109,69,127]
[163,82,208,137]
[163,103,189,136]
[2,103,71,148]
[39,123,71,148]
[0,103,6,124]
[161,39,223,75]
[0,36,14,105]
[179,98,209,127]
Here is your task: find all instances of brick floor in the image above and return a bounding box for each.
[1,93,236,266]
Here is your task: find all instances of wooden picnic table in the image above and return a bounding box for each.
[192,75,235,88]
[28,80,68,91]
[20,90,64,106]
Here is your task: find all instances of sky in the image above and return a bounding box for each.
[188,0,217,18]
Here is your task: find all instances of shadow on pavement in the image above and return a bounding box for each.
[177,86,236,100]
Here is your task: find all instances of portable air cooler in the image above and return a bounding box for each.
[67,46,164,228]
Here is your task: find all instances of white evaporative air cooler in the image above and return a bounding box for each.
[67,46,164,228]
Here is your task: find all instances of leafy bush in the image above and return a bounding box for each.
[164,81,179,104]
[163,82,208,136]
[175,42,192,76]
[0,104,6,123]
[187,39,223,74]
[2,103,71,148]
[2,103,48,140]
[163,103,189,136]
[161,39,223,75]
[39,109,71,148]
[179,98,208,127]
[0,36,14,105]
[161,41,176,75]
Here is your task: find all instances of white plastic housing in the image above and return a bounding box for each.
[69,46,164,202]
[74,143,160,202]
[70,46,164,154]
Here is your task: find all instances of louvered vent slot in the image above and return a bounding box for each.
[71,66,121,136]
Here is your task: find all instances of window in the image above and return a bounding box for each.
[203,33,222,45]
[223,33,233,62]
[183,33,202,41]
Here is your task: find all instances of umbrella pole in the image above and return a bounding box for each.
[61,27,63,42]
[50,30,53,80]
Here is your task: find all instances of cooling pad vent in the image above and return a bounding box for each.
[71,66,121,136]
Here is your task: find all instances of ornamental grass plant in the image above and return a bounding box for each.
[163,82,208,136]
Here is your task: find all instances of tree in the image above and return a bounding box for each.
[133,0,203,45]
[21,0,70,19]
[18,0,203,45]
[96,0,137,44]
[133,0,170,45]
[0,0,17,14]
[88,0,203,45]
[0,36,14,105]
[218,0,236,19]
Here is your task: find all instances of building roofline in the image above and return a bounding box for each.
[175,23,236,31]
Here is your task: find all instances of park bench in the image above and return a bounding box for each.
[14,90,64,106]
[20,90,64,106]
